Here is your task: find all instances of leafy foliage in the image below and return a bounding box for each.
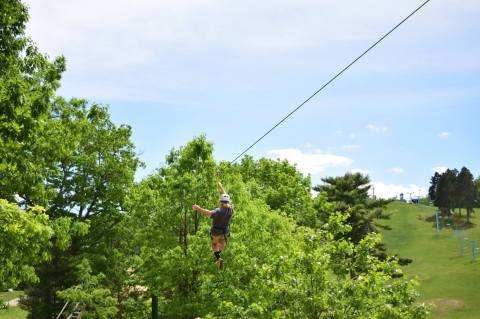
[0,200,53,289]
[0,0,65,204]
[57,259,118,319]
[232,155,315,224]
[125,139,428,318]
[21,100,140,318]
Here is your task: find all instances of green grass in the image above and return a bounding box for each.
[0,291,27,319]
[382,202,480,319]
[0,307,28,319]
[0,292,23,303]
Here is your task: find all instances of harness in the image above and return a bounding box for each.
[210,226,230,243]
[212,225,229,233]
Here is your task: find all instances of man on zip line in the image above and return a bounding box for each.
[192,179,233,270]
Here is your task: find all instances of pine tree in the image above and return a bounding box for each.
[455,167,476,223]
[434,169,458,216]
[429,172,441,202]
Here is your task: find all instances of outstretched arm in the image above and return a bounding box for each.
[192,204,213,217]
[216,177,226,194]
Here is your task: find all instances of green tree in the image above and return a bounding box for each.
[22,101,139,318]
[126,135,220,316]
[243,214,429,319]
[128,138,428,318]
[57,259,119,319]
[22,217,90,318]
[0,0,65,204]
[455,167,476,222]
[0,8,142,310]
[0,200,53,289]
[475,176,480,208]
[313,173,392,245]
[232,155,314,224]
[434,169,458,216]
[428,172,441,202]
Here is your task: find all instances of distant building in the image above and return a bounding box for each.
[399,193,406,202]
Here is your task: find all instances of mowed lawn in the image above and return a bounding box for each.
[382,201,480,319]
[0,307,27,319]
[0,291,27,319]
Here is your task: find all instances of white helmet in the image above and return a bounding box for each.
[219,193,230,203]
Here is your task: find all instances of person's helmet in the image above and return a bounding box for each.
[219,193,230,203]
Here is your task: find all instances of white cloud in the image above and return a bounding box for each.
[438,132,450,138]
[432,166,448,174]
[349,133,357,139]
[268,148,353,175]
[22,0,425,62]
[25,0,480,61]
[366,124,388,133]
[350,168,371,175]
[370,182,427,199]
[22,0,480,101]
[343,144,360,150]
[387,167,404,174]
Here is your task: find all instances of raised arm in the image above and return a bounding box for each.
[216,177,226,194]
[192,204,213,217]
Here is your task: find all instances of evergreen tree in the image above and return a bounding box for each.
[455,167,476,222]
[313,173,392,245]
[428,172,441,202]
[434,169,458,215]
[475,176,480,208]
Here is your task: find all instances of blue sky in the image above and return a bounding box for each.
[25,0,479,198]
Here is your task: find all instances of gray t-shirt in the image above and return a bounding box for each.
[210,204,234,235]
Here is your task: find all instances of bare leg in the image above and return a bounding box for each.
[211,240,217,255]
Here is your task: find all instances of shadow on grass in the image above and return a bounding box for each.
[425,213,476,230]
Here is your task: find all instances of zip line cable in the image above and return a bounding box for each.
[230,0,431,164]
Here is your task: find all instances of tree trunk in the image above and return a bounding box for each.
[194,211,199,234]
[183,207,188,254]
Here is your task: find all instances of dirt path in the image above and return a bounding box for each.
[7,298,19,307]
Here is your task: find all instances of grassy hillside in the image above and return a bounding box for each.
[382,201,480,319]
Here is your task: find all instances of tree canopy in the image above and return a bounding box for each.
[0,200,53,289]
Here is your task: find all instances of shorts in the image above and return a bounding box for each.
[211,233,228,246]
